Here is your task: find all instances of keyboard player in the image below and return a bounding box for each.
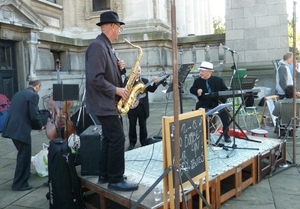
[190,61,231,143]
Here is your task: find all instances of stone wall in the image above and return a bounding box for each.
[225,0,289,67]
[34,31,285,106]
[0,0,292,107]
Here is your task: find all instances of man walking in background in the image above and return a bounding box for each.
[2,78,43,191]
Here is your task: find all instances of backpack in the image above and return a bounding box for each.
[47,138,86,209]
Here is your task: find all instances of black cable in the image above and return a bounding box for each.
[125,158,163,163]
[225,149,237,158]
[151,75,172,139]
[128,143,156,208]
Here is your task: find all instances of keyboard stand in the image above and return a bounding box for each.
[214,101,262,146]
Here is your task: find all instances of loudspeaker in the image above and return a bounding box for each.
[71,106,100,135]
[79,125,103,176]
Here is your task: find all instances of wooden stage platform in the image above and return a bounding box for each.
[79,136,286,209]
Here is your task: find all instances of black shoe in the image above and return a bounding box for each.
[98,175,109,184]
[12,185,33,191]
[128,144,135,150]
[224,135,232,143]
[98,175,128,184]
[108,180,138,191]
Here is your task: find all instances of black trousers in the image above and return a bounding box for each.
[128,104,147,146]
[218,108,230,136]
[12,139,31,189]
[198,102,230,137]
[97,115,125,183]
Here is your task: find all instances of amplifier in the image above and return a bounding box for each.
[79,125,103,176]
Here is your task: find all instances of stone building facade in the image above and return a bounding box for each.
[0,0,289,107]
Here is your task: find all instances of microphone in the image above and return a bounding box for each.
[223,46,236,53]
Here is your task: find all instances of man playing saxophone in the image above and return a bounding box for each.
[85,11,138,191]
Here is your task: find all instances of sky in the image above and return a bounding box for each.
[210,0,225,18]
[286,0,300,20]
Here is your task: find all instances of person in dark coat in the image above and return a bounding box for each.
[127,66,159,150]
[190,61,231,142]
[2,79,43,191]
[85,11,138,191]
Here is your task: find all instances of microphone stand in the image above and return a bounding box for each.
[76,89,86,128]
[223,51,258,156]
[230,51,237,149]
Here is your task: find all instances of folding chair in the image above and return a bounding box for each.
[227,97,260,131]
[276,101,300,139]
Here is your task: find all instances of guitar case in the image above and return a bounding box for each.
[47,138,86,209]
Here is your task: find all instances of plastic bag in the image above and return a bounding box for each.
[31,143,48,177]
[68,133,80,153]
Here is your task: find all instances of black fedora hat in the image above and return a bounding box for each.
[96,11,125,26]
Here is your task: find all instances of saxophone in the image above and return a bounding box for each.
[117,38,145,115]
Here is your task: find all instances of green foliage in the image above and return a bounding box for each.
[213,17,225,34]
[288,18,300,59]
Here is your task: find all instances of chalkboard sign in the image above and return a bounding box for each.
[162,109,210,209]
[162,109,209,189]
[169,113,205,183]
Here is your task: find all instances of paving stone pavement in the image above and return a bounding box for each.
[0,98,299,209]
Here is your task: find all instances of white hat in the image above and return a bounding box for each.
[198,61,214,71]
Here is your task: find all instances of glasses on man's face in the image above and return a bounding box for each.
[113,23,123,32]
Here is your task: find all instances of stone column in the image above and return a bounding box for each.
[198,0,206,34]
[193,0,200,35]
[176,0,186,36]
[185,0,194,35]
[26,31,38,79]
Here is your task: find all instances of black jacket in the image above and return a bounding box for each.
[2,87,42,144]
[190,75,228,110]
[85,33,124,116]
[126,77,158,118]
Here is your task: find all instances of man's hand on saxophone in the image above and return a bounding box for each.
[117,59,125,71]
[116,87,129,100]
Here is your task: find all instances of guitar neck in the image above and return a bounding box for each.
[144,78,155,88]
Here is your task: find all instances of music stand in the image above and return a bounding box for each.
[166,63,194,113]
[206,103,232,145]
[53,84,79,101]
[53,84,79,139]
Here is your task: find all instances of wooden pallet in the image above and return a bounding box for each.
[273,141,286,166]
[188,178,217,209]
[215,157,257,208]
[257,150,272,182]
[257,141,286,182]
